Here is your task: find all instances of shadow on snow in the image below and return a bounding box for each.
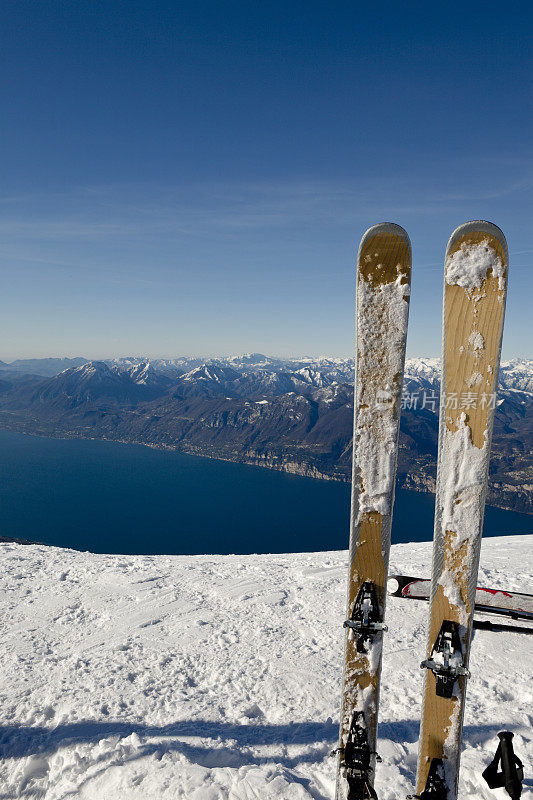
[0,717,510,758]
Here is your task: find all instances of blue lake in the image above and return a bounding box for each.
[0,429,530,554]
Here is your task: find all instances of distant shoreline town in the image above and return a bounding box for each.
[0,355,531,515]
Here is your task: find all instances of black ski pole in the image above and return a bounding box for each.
[482,731,524,800]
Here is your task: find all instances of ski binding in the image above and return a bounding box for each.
[408,758,448,799]
[420,621,470,698]
[344,582,387,654]
[336,711,378,800]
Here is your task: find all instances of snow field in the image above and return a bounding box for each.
[0,535,531,799]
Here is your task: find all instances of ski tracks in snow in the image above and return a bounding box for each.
[0,536,530,798]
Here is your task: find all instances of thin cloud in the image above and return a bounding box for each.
[0,173,532,246]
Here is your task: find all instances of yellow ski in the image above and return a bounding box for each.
[415,221,508,799]
[335,223,411,800]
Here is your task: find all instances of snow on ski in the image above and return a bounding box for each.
[415,221,509,800]
[387,574,533,620]
[335,223,411,800]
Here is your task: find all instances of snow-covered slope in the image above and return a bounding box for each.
[0,537,530,799]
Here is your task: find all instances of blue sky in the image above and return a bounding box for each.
[1,1,531,360]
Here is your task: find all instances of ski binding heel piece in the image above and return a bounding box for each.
[420,620,470,698]
[407,758,448,799]
[482,731,524,800]
[339,711,378,800]
[344,582,387,654]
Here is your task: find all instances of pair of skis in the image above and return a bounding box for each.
[335,221,509,800]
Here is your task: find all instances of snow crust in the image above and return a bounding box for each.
[445,240,505,291]
[0,536,530,799]
[467,372,483,388]
[469,332,485,353]
[436,413,490,620]
[355,274,410,519]
[440,413,488,546]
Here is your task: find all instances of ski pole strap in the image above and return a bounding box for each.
[482,731,524,800]
[420,620,470,698]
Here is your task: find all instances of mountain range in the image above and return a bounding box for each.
[0,354,531,515]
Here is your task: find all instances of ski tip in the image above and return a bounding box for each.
[357,223,411,286]
[357,224,412,281]
[359,222,411,251]
[446,220,508,261]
